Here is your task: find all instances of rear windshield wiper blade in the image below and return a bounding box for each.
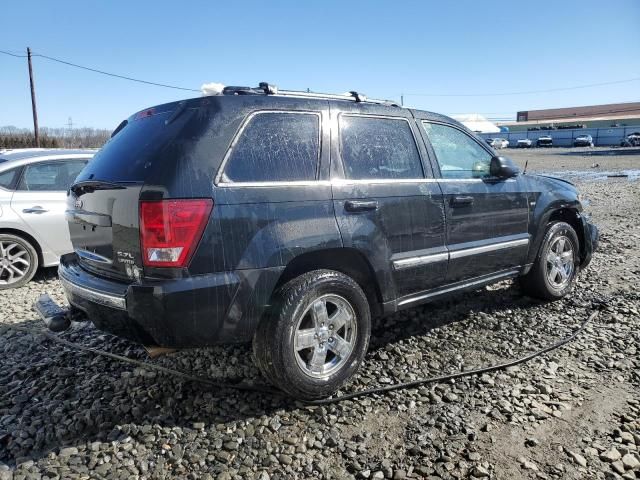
[71,180,127,195]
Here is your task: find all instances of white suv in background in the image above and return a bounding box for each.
[0,149,95,289]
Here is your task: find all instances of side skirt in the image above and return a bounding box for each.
[381,267,523,314]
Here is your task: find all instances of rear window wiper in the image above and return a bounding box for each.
[70,180,127,195]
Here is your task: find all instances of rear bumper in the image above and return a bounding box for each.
[58,253,283,347]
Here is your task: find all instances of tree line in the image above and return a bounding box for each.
[0,126,111,149]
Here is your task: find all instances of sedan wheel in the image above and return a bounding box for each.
[0,234,39,289]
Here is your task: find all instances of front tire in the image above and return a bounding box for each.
[520,222,579,300]
[0,233,39,290]
[253,269,371,400]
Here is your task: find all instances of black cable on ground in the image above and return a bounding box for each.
[1,309,599,406]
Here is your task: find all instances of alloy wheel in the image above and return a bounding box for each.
[545,235,574,289]
[293,294,358,379]
[0,241,31,285]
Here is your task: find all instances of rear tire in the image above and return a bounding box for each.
[520,222,579,300]
[253,269,371,400]
[0,233,39,290]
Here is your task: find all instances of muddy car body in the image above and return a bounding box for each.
[56,85,598,399]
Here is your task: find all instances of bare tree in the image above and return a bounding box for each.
[0,125,111,149]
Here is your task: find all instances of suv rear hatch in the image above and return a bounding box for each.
[67,101,200,281]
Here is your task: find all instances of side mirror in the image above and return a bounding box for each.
[490,156,519,179]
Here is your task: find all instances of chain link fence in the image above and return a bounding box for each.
[478,125,640,147]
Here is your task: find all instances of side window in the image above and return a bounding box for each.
[222,112,320,183]
[18,160,87,191]
[421,122,493,179]
[0,167,20,190]
[339,116,424,180]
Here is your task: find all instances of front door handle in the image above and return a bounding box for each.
[345,200,378,212]
[23,206,49,214]
[451,196,474,207]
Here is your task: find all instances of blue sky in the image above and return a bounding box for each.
[1,0,639,130]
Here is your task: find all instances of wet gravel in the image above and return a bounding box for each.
[1,171,639,479]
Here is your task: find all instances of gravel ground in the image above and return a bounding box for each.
[1,152,639,480]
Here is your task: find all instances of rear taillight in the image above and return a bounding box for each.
[139,199,213,268]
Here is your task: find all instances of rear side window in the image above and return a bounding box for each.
[18,160,87,191]
[422,122,493,179]
[222,112,320,183]
[0,167,20,190]
[339,116,423,180]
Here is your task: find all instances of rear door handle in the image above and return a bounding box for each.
[23,206,49,214]
[345,200,378,212]
[451,196,474,207]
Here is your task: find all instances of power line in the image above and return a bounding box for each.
[2,49,639,98]
[0,49,199,92]
[403,77,640,97]
[0,49,27,58]
[33,53,200,92]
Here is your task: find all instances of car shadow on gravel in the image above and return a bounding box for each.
[369,281,543,350]
[30,266,59,283]
[0,281,547,465]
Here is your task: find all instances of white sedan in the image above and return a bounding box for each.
[0,149,95,289]
[491,138,509,149]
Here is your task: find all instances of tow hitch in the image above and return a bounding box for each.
[34,294,85,332]
[33,294,176,358]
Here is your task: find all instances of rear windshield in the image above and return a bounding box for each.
[76,109,192,183]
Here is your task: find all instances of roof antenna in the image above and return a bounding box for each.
[523,157,529,175]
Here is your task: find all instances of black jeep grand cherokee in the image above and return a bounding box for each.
[60,84,598,400]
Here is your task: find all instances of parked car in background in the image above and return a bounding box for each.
[42,85,598,399]
[621,132,640,147]
[486,138,508,149]
[517,138,533,148]
[0,149,95,289]
[537,136,553,147]
[492,138,509,149]
[573,134,594,147]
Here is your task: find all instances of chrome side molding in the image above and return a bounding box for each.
[449,238,529,260]
[393,237,529,271]
[393,252,449,270]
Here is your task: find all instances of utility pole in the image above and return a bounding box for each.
[66,117,74,148]
[27,47,40,147]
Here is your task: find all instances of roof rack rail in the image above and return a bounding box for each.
[222,83,400,107]
[278,89,399,107]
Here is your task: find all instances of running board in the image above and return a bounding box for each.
[396,269,521,308]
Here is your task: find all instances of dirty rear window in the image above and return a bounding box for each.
[221,112,320,183]
[76,110,182,183]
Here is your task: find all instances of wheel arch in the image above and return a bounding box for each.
[548,208,585,257]
[0,227,43,267]
[275,248,385,317]
[528,208,586,266]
